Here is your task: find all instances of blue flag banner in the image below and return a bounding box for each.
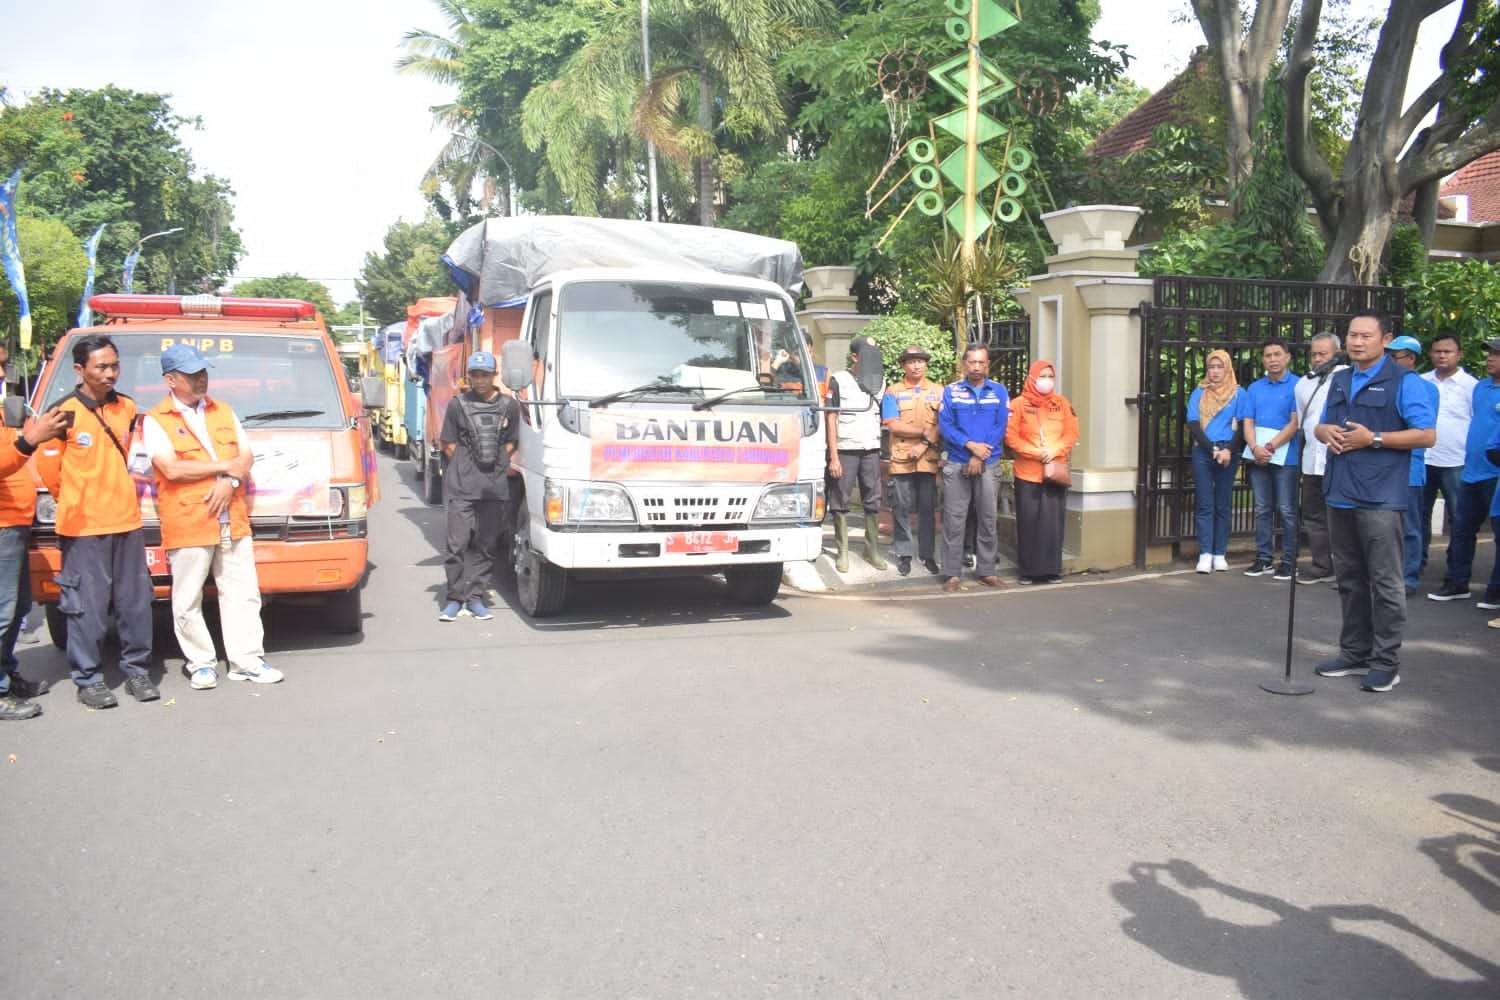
[121,244,142,293]
[77,224,106,328]
[0,168,32,349]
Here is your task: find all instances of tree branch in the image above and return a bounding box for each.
[1396,0,1482,147]
[1284,0,1339,236]
[1400,100,1500,190]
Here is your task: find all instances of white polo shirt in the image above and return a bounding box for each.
[1421,367,1477,468]
[142,392,251,463]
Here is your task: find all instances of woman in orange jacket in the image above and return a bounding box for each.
[1005,360,1079,584]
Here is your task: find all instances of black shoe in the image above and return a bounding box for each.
[1297,569,1334,585]
[1314,658,1369,677]
[1273,563,1293,581]
[1427,581,1471,601]
[124,675,160,703]
[1041,575,1063,584]
[1243,559,1272,577]
[0,693,40,721]
[5,675,49,699]
[77,683,118,709]
[922,558,940,575]
[1478,589,1500,611]
[1361,668,1400,693]
[897,556,912,577]
[1017,576,1036,586]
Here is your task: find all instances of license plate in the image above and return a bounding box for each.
[145,547,169,574]
[664,531,740,555]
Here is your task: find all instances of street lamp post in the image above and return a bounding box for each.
[457,133,515,217]
[122,226,183,292]
[642,0,659,222]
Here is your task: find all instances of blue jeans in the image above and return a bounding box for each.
[1192,446,1239,556]
[1402,486,1423,589]
[1248,462,1299,566]
[1420,464,1463,571]
[0,525,32,694]
[1443,476,1498,589]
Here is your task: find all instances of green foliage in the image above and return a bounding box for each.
[0,216,88,348]
[1405,260,1500,373]
[230,275,337,319]
[356,216,461,325]
[0,87,242,293]
[861,314,956,386]
[1381,223,1427,291]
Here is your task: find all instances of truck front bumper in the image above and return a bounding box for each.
[535,524,821,570]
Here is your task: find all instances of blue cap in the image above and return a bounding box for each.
[1386,335,1422,354]
[466,350,497,373]
[160,343,214,375]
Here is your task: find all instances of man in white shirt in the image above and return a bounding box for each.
[1293,332,1344,584]
[143,344,283,691]
[1419,333,1475,575]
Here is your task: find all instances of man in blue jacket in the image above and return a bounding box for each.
[1313,311,1436,693]
[938,344,1008,591]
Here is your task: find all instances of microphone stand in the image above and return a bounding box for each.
[1261,362,1336,696]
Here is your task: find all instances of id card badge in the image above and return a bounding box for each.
[128,445,152,477]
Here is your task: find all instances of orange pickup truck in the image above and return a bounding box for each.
[26,294,379,643]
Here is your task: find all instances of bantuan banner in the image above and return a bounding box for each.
[591,410,798,484]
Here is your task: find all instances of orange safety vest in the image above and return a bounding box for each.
[0,427,37,528]
[884,378,944,475]
[149,395,251,550]
[36,391,143,538]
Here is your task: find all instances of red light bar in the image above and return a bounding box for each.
[88,294,317,321]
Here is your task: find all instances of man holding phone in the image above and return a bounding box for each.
[36,335,158,710]
[0,364,71,720]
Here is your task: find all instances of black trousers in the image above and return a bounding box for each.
[445,498,503,603]
[1015,479,1066,579]
[1300,474,1333,576]
[58,530,154,687]
[1328,507,1406,673]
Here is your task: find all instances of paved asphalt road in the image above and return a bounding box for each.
[3,453,1497,998]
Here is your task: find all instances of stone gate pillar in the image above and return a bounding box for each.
[1012,206,1152,571]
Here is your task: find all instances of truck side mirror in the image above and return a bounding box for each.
[361,376,387,409]
[500,340,533,393]
[2,394,24,429]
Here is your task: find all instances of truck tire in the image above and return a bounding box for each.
[411,439,426,480]
[513,501,567,617]
[327,587,363,634]
[394,439,409,461]
[423,454,443,505]
[45,604,67,650]
[724,564,783,606]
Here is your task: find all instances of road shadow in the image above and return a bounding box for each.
[1112,859,1499,996]
[1421,792,1500,916]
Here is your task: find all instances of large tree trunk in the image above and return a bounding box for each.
[1190,0,1293,199]
[1318,187,1398,285]
[696,67,716,228]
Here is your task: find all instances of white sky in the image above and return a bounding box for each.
[0,1,1467,307]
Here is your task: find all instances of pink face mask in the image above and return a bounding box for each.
[1034,377,1055,395]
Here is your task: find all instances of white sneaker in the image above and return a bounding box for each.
[1212,556,1229,572]
[227,662,284,685]
[1196,554,1213,573]
[188,666,218,690]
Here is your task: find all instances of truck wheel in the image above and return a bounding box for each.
[45,604,67,650]
[423,455,443,505]
[394,440,409,461]
[411,439,426,480]
[513,502,566,617]
[327,587,363,634]
[724,564,783,605]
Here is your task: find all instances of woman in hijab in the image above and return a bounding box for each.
[1005,361,1079,584]
[1186,350,1245,573]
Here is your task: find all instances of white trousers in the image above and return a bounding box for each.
[168,526,265,672]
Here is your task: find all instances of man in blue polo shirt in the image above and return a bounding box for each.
[1313,311,1436,694]
[1428,336,1500,608]
[937,344,1008,591]
[1239,338,1302,580]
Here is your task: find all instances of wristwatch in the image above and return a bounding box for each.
[221,474,242,488]
[1371,432,1383,450]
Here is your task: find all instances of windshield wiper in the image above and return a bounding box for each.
[588,381,699,408]
[693,384,797,411]
[242,409,327,423]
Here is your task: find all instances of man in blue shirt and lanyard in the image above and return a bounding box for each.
[1313,311,1436,693]
[1240,338,1302,580]
[1428,336,1500,608]
[937,344,1008,591]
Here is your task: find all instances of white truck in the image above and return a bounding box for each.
[443,217,863,617]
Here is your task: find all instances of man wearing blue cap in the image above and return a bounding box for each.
[437,351,518,621]
[1386,336,1439,593]
[143,344,281,690]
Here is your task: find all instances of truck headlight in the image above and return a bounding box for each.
[544,480,636,525]
[345,484,369,519]
[753,482,818,522]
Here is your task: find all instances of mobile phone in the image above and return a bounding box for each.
[59,409,75,428]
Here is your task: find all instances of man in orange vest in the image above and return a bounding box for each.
[143,344,281,690]
[0,363,71,720]
[36,334,159,709]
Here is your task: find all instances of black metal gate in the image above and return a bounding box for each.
[973,317,1031,397]
[1135,275,1406,566]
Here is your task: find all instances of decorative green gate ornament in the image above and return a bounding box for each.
[868,0,1035,259]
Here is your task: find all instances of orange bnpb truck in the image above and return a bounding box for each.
[25,294,380,643]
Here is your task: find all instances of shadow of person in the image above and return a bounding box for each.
[1421,793,1500,915]
[1112,859,1498,997]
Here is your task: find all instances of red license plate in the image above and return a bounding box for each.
[144,547,169,574]
[664,532,740,555]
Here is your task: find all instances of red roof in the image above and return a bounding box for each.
[1087,52,1210,160]
[1440,148,1500,223]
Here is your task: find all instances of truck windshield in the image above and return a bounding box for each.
[556,281,818,404]
[39,332,348,429]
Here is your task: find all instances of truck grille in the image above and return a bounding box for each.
[635,488,753,527]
